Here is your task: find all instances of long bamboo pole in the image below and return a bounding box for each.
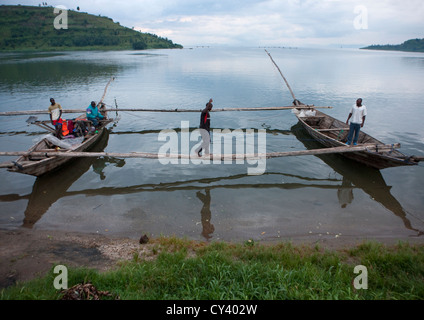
[0,143,401,162]
[98,77,115,107]
[0,105,332,116]
[265,49,298,104]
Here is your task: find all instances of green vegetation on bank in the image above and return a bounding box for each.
[361,38,424,53]
[1,237,424,300]
[0,5,183,51]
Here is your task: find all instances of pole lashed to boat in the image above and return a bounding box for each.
[0,105,332,117]
[0,143,403,162]
[265,49,298,103]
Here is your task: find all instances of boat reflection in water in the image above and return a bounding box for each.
[50,167,422,240]
[1,124,422,240]
[291,122,423,236]
[21,130,125,228]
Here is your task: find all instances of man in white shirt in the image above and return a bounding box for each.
[48,98,63,138]
[346,98,367,146]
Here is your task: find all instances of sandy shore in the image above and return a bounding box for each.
[1,227,423,289]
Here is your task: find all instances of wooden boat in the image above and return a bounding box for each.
[8,115,113,177]
[294,108,420,169]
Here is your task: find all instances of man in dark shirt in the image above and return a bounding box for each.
[196,98,213,157]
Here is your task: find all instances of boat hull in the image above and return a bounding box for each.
[296,110,418,169]
[8,121,111,177]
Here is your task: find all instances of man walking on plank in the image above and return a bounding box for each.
[196,98,213,157]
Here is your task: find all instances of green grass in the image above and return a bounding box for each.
[1,237,424,300]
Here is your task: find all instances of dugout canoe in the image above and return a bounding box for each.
[294,109,420,169]
[7,117,113,177]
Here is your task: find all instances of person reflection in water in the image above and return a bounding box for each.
[92,157,126,180]
[337,177,354,208]
[196,188,215,240]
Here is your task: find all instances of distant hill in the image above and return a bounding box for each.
[0,5,183,51]
[361,38,424,53]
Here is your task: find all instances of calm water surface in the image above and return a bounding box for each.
[0,47,423,243]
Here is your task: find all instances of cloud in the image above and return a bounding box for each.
[132,1,356,46]
[2,0,424,47]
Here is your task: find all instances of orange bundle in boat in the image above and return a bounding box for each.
[62,119,69,136]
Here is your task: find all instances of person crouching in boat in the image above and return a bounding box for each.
[48,98,63,138]
[86,101,104,128]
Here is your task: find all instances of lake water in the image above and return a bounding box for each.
[0,47,423,243]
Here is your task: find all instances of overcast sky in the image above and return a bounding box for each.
[2,0,423,47]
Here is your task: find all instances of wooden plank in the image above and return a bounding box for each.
[0,105,332,116]
[0,143,401,160]
[33,122,55,134]
[0,109,86,116]
[264,143,401,158]
[111,106,332,112]
[0,162,14,168]
[316,128,349,132]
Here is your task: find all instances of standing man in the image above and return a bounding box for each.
[346,98,367,146]
[196,98,213,157]
[48,98,63,138]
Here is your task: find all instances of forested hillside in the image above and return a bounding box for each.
[0,5,183,51]
[361,38,424,53]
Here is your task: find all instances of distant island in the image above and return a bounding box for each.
[0,5,183,51]
[361,38,424,53]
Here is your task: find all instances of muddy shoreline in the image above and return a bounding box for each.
[1,227,423,289]
[0,228,137,288]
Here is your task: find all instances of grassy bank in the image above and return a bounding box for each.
[1,237,424,300]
